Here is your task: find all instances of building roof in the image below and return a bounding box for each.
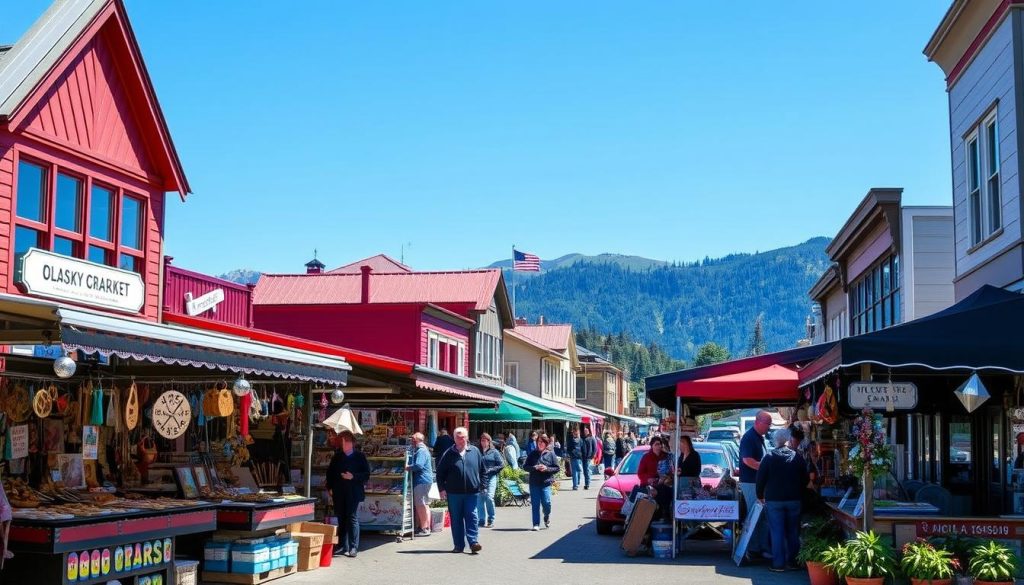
[254,269,513,324]
[512,324,573,351]
[0,0,189,195]
[329,254,412,274]
[577,344,613,364]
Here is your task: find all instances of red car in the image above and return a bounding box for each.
[595,444,735,535]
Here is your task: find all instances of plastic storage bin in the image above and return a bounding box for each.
[204,541,231,573]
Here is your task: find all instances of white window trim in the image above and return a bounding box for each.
[966,109,1001,247]
[427,330,465,375]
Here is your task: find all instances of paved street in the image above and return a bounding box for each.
[279,478,808,585]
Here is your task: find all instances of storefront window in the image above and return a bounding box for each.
[55,173,82,233]
[16,160,46,222]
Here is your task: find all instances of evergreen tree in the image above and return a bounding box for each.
[693,342,731,367]
[747,313,767,356]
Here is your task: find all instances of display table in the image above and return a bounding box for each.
[4,502,217,585]
[674,498,740,558]
[215,498,316,532]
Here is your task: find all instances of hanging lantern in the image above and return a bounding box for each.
[330,388,345,405]
[53,354,77,379]
[232,374,252,397]
[954,373,990,413]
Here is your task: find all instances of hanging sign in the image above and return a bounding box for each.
[17,248,145,313]
[675,499,739,520]
[847,382,918,410]
[9,425,28,459]
[185,289,225,316]
[916,519,1021,538]
[152,391,191,439]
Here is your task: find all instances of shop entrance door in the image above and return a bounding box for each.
[978,406,1007,515]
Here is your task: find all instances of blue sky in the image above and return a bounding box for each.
[2,1,952,275]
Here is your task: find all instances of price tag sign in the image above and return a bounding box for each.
[10,425,28,459]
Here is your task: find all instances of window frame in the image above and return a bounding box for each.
[965,109,1002,247]
[426,330,465,375]
[850,254,900,335]
[504,362,519,388]
[12,152,147,275]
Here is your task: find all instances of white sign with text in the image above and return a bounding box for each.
[675,499,740,521]
[9,425,28,459]
[18,248,144,312]
[847,381,918,410]
[185,289,225,316]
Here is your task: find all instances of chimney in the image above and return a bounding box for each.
[361,265,372,303]
[515,317,528,326]
[538,315,545,325]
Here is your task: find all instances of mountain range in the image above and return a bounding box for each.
[218,237,832,362]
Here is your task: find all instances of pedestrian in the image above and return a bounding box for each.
[739,411,773,562]
[581,425,598,489]
[405,432,434,537]
[477,433,505,528]
[433,428,455,460]
[602,432,615,471]
[326,430,370,558]
[756,428,808,573]
[502,435,519,470]
[677,435,702,479]
[506,432,520,459]
[435,427,484,554]
[626,431,637,452]
[566,427,584,490]
[614,432,626,465]
[551,433,564,457]
[526,431,539,457]
[524,433,559,531]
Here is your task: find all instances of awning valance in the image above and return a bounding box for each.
[676,364,799,403]
[468,401,533,423]
[501,387,582,422]
[413,367,503,404]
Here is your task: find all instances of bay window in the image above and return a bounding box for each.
[426,331,465,376]
[13,156,147,274]
[475,331,502,377]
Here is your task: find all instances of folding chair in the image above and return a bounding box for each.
[503,479,529,507]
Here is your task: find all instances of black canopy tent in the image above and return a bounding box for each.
[799,285,1024,386]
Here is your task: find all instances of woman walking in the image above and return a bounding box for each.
[524,434,559,531]
[602,432,615,472]
[326,431,370,557]
[477,433,505,528]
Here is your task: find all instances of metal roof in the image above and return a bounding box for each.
[254,270,505,313]
[329,254,412,274]
[512,324,573,352]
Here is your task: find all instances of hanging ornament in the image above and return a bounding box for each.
[54,354,77,379]
[232,375,252,397]
[330,388,345,405]
[955,373,990,413]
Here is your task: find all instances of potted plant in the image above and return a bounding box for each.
[968,541,1017,585]
[928,534,976,585]
[900,539,957,585]
[798,517,845,585]
[822,530,898,585]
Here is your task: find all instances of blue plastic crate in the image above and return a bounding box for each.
[232,560,271,575]
[204,560,229,573]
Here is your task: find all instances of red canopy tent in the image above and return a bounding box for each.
[675,364,800,402]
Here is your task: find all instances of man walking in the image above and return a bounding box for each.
[581,426,598,489]
[756,428,809,572]
[565,427,584,490]
[739,411,772,561]
[433,428,454,461]
[435,427,484,554]
[405,432,434,537]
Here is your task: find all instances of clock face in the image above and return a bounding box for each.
[152,390,191,439]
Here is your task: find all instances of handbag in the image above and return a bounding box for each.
[427,482,441,500]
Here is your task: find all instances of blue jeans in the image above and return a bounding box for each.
[569,458,583,489]
[739,482,770,554]
[765,500,801,569]
[602,454,614,471]
[447,493,480,551]
[582,459,592,487]
[530,484,552,527]
[477,476,497,525]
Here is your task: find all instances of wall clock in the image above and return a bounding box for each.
[152,390,191,439]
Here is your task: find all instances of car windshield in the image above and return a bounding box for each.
[696,450,727,469]
[707,430,736,441]
[618,450,646,475]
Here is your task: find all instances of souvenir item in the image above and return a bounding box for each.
[152,391,190,440]
[203,383,233,418]
[32,388,53,418]
[90,385,104,426]
[125,383,139,431]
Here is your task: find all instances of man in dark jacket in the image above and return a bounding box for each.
[433,429,455,461]
[326,430,370,557]
[565,427,584,490]
[614,432,626,463]
[756,428,809,572]
[435,427,484,554]
[581,426,598,490]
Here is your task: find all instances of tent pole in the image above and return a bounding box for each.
[673,395,680,558]
[304,385,314,498]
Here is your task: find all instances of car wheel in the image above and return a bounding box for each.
[596,520,615,535]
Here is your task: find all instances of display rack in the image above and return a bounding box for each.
[358,451,414,542]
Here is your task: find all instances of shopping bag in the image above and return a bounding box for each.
[427,482,440,500]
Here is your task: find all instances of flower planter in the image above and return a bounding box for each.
[845,578,886,585]
[910,579,953,585]
[806,561,839,585]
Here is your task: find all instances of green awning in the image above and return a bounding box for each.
[502,387,582,422]
[468,401,533,423]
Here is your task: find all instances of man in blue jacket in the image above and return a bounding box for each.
[580,426,598,490]
[406,432,434,537]
[565,427,584,490]
[435,427,484,554]
[756,428,809,572]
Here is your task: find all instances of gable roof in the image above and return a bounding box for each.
[329,254,412,274]
[253,269,514,326]
[512,324,573,352]
[0,0,189,196]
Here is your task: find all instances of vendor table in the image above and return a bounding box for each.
[4,502,217,585]
[674,498,740,558]
[215,498,316,532]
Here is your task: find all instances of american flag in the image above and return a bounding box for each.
[513,249,541,272]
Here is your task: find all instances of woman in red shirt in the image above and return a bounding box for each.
[638,437,668,487]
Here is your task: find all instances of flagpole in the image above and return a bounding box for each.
[511,245,516,319]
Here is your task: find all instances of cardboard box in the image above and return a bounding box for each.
[293,533,323,572]
[287,522,338,545]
